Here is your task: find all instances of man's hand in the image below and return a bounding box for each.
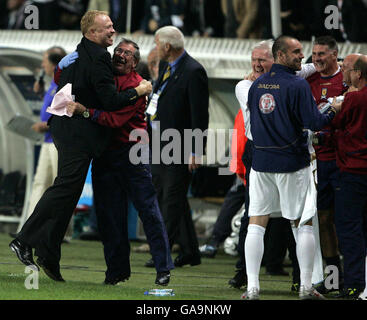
[244,72,256,82]
[135,79,152,96]
[33,79,44,94]
[148,19,158,32]
[31,121,49,133]
[58,51,79,70]
[331,97,343,113]
[188,154,202,172]
[66,101,86,115]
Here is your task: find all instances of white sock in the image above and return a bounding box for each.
[362,256,367,297]
[297,225,315,290]
[245,224,266,290]
[291,225,298,243]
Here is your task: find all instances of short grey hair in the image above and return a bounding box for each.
[115,38,140,63]
[155,26,184,49]
[252,40,274,59]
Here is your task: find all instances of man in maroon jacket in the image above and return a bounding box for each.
[306,36,348,295]
[67,39,174,286]
[331,55,367,299]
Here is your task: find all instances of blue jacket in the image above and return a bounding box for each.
[248,64,335,173]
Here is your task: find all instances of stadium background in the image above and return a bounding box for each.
[0,2,366,301]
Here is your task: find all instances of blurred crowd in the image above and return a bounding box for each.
[0,0,366,42]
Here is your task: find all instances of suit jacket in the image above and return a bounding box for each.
[50,37,139,157]
[151,52,209,164]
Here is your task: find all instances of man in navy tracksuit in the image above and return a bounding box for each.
[241,36,342,300]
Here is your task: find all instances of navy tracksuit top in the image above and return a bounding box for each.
[248,64,335,173]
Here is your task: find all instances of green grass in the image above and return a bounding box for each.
[0,232,303,300]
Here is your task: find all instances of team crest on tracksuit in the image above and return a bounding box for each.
[259,93,276,114]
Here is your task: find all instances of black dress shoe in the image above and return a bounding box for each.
[228,269,247,289]
[174,254,201,267]
[36,257,65,282]
[9,239,39,271]
[144,258,155,268]
[103,274,130,285]
[155,271,170,286]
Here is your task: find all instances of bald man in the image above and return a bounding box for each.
[342,53,362,88]
[331,55,367,299]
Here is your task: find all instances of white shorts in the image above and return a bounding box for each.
[248,166,317,224]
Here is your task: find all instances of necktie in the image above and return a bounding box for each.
[162,65,171,83]
[150,65,171,121]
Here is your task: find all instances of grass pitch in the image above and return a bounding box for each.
[0,232,304,300]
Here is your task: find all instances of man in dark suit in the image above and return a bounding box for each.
[66,38,174,286]
[146,26,209,267]
[9,10,152,281]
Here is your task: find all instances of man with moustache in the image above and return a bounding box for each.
[306,36,348,295]
[242,35,341,300]
[66,39,174,286]
[9,10,152,282]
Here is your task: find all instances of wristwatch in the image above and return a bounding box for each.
[82,109,90,118]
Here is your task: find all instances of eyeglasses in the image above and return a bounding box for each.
[342,66,359,73]
[115,48,134,57]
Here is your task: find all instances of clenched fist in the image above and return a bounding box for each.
[135,79,152,96]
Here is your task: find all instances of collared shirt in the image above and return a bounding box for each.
[307,67,348,161]
[157,50,187,95]
[332,85,367,174]
[89,70,147,148]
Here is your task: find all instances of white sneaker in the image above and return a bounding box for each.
[299,285,326,300]
[357,293,367,300]
[241,287,260,300]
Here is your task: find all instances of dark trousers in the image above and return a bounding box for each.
[264,218,300,282]
[92,143,173,280]
[235,139,252,270]
[151,163,199,256]
[210,177,246,246]
[334,171,367,289]
[18,147,92,263]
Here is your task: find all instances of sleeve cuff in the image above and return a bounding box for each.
[90,109,100,121]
